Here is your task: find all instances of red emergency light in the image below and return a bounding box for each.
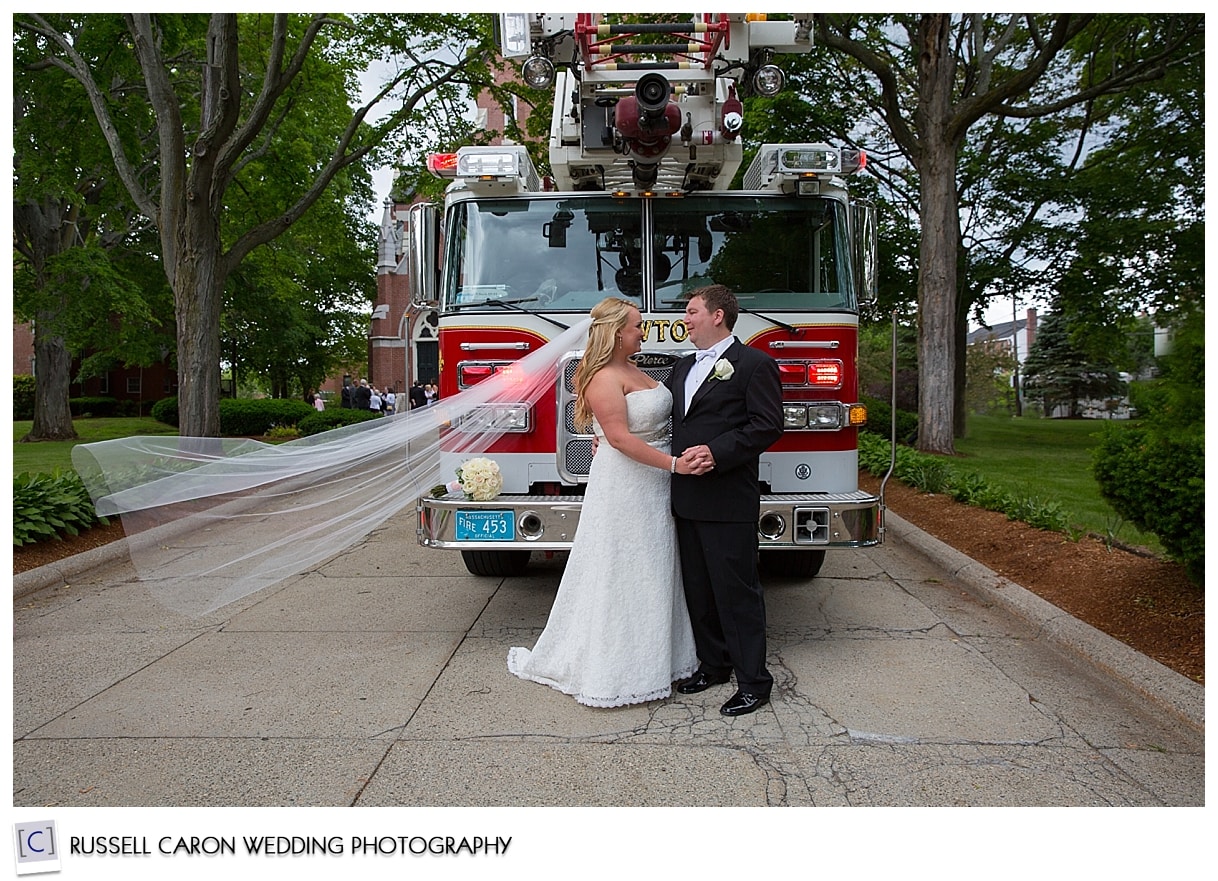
[427,153,459,178]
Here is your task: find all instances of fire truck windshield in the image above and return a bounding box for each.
[441,195,855,314]
[653,196,855,312]
[443,197,644,312]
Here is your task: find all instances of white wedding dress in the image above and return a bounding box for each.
[508,384,698,707]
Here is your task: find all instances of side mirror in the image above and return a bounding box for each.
[852,200,878,302]
[407,202,440,308]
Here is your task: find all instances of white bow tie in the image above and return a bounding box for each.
[695,349,719,362]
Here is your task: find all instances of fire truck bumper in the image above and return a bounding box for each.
[756,491,882,548]
[417,491,882,551]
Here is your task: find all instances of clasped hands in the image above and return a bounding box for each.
[676,445,715,475]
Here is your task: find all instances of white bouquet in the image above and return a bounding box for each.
[444,457,503,501]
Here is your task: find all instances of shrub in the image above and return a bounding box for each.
[14,374,36,420]
[860,394,918,443]
[69,396,120,418]
[13,470,107,546]
[1094,423,1203,583]
[262,425,300,441]
[151,396,179,427]
[218,398,315,436]
[152,396,325,435]
[1092,309,1204,583]
[298,408,382,436]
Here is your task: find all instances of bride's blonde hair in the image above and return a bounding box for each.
[572,297,637,432]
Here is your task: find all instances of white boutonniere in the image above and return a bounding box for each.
[711,358,734,381]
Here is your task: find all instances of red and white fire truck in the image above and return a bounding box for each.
[413,13,883,578]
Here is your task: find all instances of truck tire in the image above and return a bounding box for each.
[759,549,826,579]
[462,550,531,577]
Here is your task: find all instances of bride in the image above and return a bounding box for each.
[508,297,699,707]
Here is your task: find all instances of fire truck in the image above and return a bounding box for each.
[412,13,883,578]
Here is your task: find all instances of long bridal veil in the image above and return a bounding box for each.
[71,318,593,617]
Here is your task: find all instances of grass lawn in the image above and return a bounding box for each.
[956,414,1162,553]
[12,417,178,476]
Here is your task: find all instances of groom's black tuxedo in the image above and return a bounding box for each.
[667,338,783,695]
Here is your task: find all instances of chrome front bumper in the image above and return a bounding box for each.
[417,491,882,551]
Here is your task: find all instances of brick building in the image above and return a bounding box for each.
[13,320,177,415]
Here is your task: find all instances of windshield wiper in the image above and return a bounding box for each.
[738,306,799,335]
[451,296,569,330]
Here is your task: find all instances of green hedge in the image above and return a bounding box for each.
[220,398,316,436]
[151,396,316,436]
[68,396,119,417]
[14,374,35,420]
[151,396,179,426]
[1093,423,1203,584]
[13,470,108,546]
[859,394,919,444]
[298,408,383,436]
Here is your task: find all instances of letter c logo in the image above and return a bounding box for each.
[25,830,45,853]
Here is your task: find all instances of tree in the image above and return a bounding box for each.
[1022,308,1124,417]
[964,339,1018,416]
[812,13,1202,453]
[1052,23,1204,357]
[16,13,505,437]
[13,19,171,441]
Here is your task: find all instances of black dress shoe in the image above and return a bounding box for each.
[720,690,770,716]
[676,670,732,694]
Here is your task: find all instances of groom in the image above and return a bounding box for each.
[668,285,784,716]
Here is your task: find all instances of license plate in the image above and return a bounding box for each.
[455,510,515,541]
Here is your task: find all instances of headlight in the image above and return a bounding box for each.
[808,405,844,428]
[454,404,531,433]
[783,404,808,428]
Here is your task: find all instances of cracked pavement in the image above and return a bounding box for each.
[12,511,1203,809]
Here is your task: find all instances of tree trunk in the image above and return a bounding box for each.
[914,14,960,455]
[172,233,223,438]
[16,197,79,443]
[22,319,77,442]
[953,287,969,439]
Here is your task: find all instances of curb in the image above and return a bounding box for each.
[13,538,131,601]
[884,510,1204,733]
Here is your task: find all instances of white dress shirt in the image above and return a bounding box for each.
[684,337,733,412]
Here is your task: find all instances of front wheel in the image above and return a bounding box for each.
[462,550,531,577]
[759,549,826,579]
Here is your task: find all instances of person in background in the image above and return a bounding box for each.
[368,386,383,414]
[353,379,372,411]
[383,386,396,415]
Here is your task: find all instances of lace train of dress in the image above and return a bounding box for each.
[507,384,698,707]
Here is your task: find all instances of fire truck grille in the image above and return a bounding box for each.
[558,353,681,481]
[565,438,595,474]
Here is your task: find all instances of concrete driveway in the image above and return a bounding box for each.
[12,509,1202,810]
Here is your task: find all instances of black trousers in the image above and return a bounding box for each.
[675,518,773,695]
